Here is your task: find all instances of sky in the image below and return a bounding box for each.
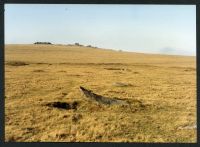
[5,4,196,56]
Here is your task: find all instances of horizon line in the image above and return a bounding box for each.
[5,43,196,57]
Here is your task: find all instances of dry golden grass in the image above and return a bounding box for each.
[5,44,196,142]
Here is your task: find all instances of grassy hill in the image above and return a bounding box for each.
[5,44,196,142]
[5,44,195,67]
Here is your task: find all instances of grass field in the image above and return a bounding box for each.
[5,44,196,142]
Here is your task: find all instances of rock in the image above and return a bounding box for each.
[80,86,128,105]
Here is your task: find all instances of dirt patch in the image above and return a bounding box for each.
[133,71,139,74]
[56,133,69,139]
[184,68,196,72]
[44,101,79,110]
[104,68,124,71]
[61,92,68,96]
[58,70,67,73]
[112,82,134,87]
[6,61,29,66]
[67,74,82,77]
[32,70,45,72]
[35,63,47,65]
[72,114,83,123]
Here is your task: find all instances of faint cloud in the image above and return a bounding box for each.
[159,47,195,56]
[160,47,177,54]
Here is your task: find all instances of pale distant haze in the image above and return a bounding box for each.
[5,4,196,56]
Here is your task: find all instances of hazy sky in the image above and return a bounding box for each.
[5,4,196,56]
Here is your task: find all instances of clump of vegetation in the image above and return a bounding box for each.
[34,42,52,45]
[74,43,83,46]
[133,71,139,74]
[6,61,29,66]
[73,43,98,48]
[86,45,98,48]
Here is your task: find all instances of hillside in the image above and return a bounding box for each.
[5,44,196,142]
[5,44,195,67]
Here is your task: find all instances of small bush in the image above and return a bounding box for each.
[74,43,84,46]
[34,42,52,45]
[75,43,80,46]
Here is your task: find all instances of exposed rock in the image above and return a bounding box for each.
[80,86,128,105]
